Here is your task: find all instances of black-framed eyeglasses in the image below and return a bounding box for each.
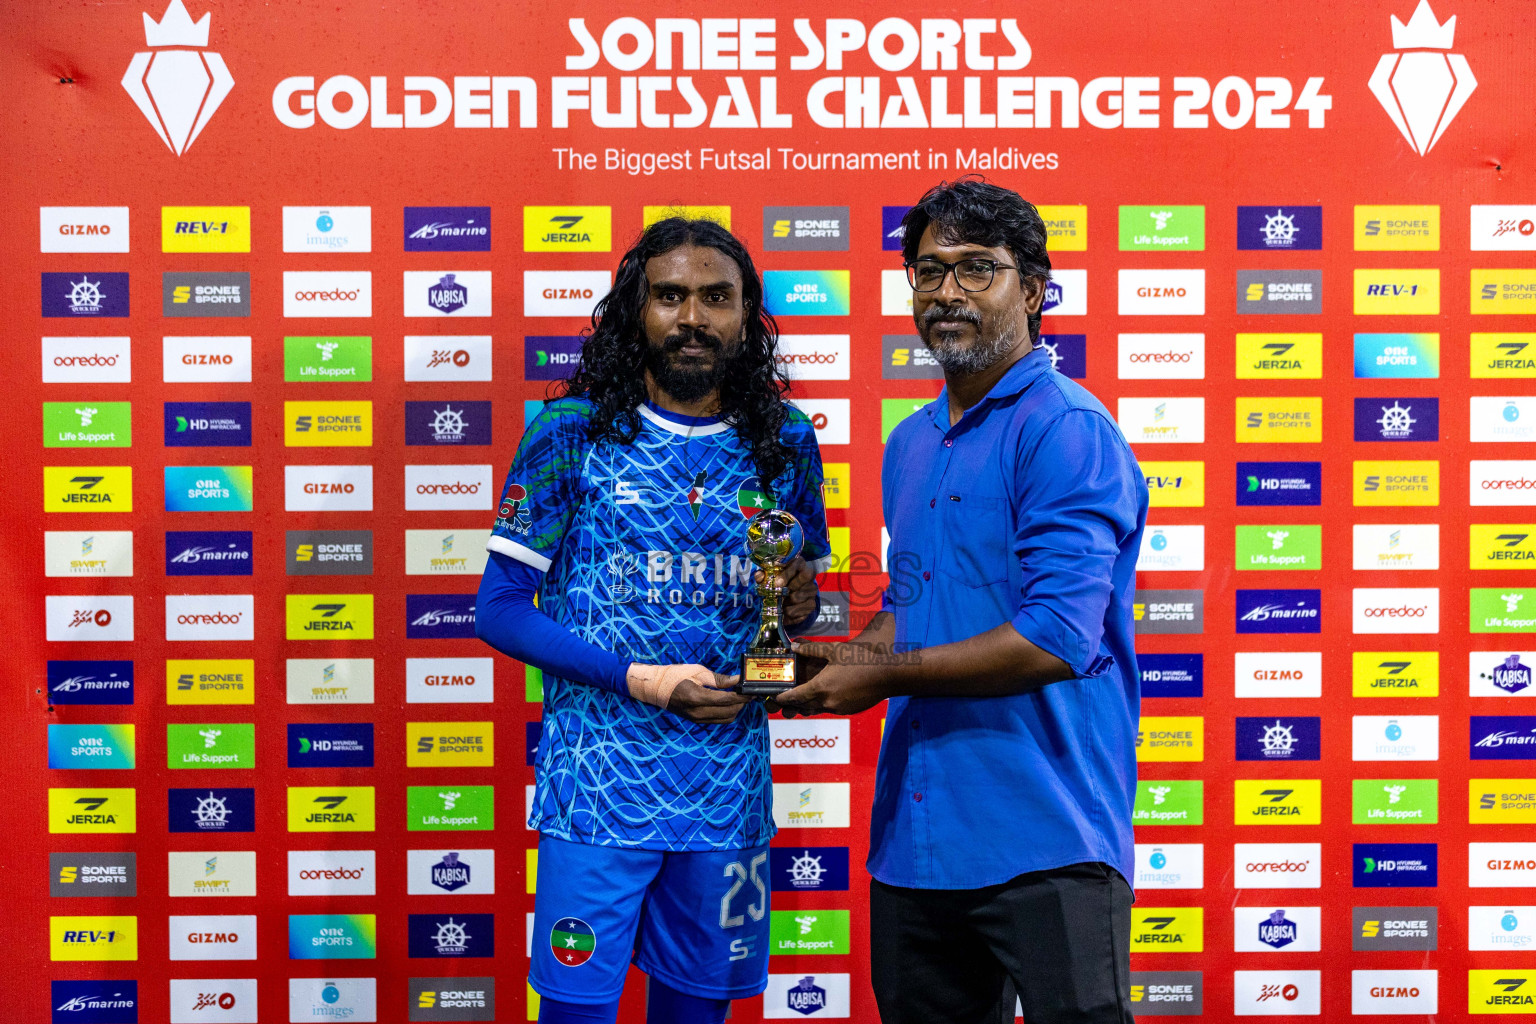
[904,258,1020,293]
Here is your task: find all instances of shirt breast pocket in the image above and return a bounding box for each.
[937,493,1012,587]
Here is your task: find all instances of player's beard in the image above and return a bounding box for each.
[645,327,736,404]
[918,305,1018,374]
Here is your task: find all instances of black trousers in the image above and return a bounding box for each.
[870,862,1134,1024]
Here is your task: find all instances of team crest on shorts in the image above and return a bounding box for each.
[551,917,595,966]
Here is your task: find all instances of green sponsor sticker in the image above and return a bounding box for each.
[1235,525,1322,570]
[43,402,131,447]
[526,665,544,703]
[1352,779,1437,824]
[284,336,372,382]
[166,723,255,769]
[1132,780,1203,825]
[407,784,494,831]
[881,398,929,443]
[1471,588,1536,632]
[769,910,851,954]
[1118,205,1206,251]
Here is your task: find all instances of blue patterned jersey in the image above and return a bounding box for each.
[487,398,831,851]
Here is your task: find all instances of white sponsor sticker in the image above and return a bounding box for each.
[1469,906,1536,950]
[1118,269,1205,316]
[281,206,372,253]
[286,658,375,704]
[880,269,913,317]
[789,399,851,446]
[769,719,850,765]
[403,336,493,382]
[45,594,134,641]
[1472,206,1536,251]
[1351,970,1437,1015]
[772,782,850,828]
[45,531,133,577]
[1041,268,1088,317]
[288,978,377,1023]
[287,850,377,896]
[523,270,610,317]
[1352,588,1439,634]
[169,978,258,1023]
[42,337,132,383]
[1472,397,1536,442]
[41,207,131,253]
[406,848,496,895]
[1136,525,1205,572]
[167,915,257,960]
[163,337,252,383]
[404,270,493,317]
[1352,524,1440,571]
[1233,906,1322,952]
[283,271,372,317]
[284,465,373,512]
[405,529,491,575]
[1118,397,1205,444]
[168,851,256,898]
[776,335,850,381]
[1470,843,1536,887]
[1118,334,1206,379]
[1233,843,1322,889]
[405,464,493,511]
[1232,970,1320,1016]
[1470,651,1536,698]
[763,973,851,1018]
[1351,715,1439,761]
[406,658,494,704]
[165,594,253,642]
[1133,843,1205,889]
[1234,652,1322,699]
[1472,461,1536,506]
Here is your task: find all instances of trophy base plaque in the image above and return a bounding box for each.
[739,653,796,698]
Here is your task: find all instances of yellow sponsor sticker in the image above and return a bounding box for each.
[1353,269,1440,315]
[166,659,255,705]
[50,916,138,961]
[406,722,495,767]
[1129,908,1203,953]
[1471,525,1536,569]
[1235,333,1322,379]
[1470,970,1536,1013]
[1351,652,1439,697]
[43,466,132,512]
[1136,716,1203,762]
[827,527,850,571]
[48,788,136,833]
[1236,397,1322,443]
[821,462,850,510]
[523,206,612,252]
[643,206,730,229]
[1352,460,1439,506]
[284,401,373,447]
[161,206,251,253]
[1037,205,1088,252]
[1142,461,1204,508]
[1470,780,1536,824]
[1234,779,1322,824]
[285,594,375,640]
[1473,270,1536,314]
[287,785,376,832]
[1353,205,1440,251]
[527,848,539,894]
[1472,334,1536,377]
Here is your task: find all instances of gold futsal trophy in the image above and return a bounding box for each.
[739,508,803,697]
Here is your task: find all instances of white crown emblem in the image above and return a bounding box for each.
[1368,1,1476,156]
[120,0,234,156]
[1391,0,1456,49]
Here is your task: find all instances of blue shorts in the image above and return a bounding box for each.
[529,834,773,1003]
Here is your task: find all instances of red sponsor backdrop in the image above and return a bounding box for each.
[4,0,1535,1020]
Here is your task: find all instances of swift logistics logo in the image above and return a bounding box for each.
[286,658,375,705]
[1117,398,1205,444]
[1234,780,1323,825]
[1353,523,1440,571]
[1236,333,1323,379]
[287,787,376,832]
[43,531,133,577]
[405,530,490,576]
[523,206,610,252]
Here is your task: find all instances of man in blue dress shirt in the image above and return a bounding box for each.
[777,179,1148,1024]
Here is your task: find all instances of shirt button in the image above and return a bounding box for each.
[911,720,920,730]
[922,571,931,581]
[944,440,954,448]
[913,792,924,802]
[929,498,936,508]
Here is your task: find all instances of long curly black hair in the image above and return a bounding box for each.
[559,216,794,494]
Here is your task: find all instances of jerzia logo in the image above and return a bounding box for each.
[1369,1,1476,155]
[122,1,234,156]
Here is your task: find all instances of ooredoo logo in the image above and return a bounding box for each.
[1353,588,1439,634]
[287,850,376,896]
[283,271,372,317]
[775,335,850,381]
[166,595,253,641]
[1233,844,1322,888]
[1118,334,1206,379]
[42,338,133,384]
[769,719,849,765]
[1473,462,1536,505]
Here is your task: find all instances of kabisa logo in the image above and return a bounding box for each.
[428,274,468,314]
[1236,718,1321,761]
[1260,910,1299,949]
[430,852,471,892]
[122,0,233,156]
[524,336,583,380]
[1236,589,1322,633]
[405,207,491,252]
[409,914,494,958]
[771,848,851,892]
[51,979,138,1023]
[1369,1,1476,155]
[42,273,130,318]
[1237,206,1322,250]
[1041,270,1088,315]
[165,531,253,577]
[788,976,828,1015]
[406,594,478,639]
[47,660,134,706]
[405,401,492,446]
[168,787,255,832]
[1479,654,1534,695]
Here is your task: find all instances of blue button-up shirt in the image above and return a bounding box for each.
[871,345,1148,890]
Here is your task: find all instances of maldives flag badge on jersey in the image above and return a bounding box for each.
[738,478,776,519]
[551,917,595,966]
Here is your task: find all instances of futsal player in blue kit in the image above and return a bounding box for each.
[475,217,831,1024]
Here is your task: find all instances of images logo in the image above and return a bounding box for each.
[763,271,851,316]
[1368,0,1476,155]
[405,207,491,251]
[42,273,130,318]
[1137,525,1205,572]
[122,0,233,156]
[287,787,376,832]
[523,206,611,252]
[282,206,371,253]
[1236,589,1322,634]
[1134,843,1204,890]
[1237,207,1322,250]
[47,660,134,705]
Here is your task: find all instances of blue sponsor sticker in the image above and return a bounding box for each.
[1354,333,1440,379]
[168,786,256,832]
[47,660,133,705]
[1353,398,1439,442]
[1471,716,1536,759]
[1236,462,1322,507]
[42,272,129,317]
[288,723,375,768]
[48,724,135,769]
[1235,589,1322,634]
[404,206,492,251]
[406,594,478,639]
[164,402,252,447]
[524,400,545,428]
[1038,334,1087,380]
[525,336,584,380]
[770,847,850,892]
[1237,206,1323,250]
[763,271,850,317]
[526,721,542,766]
[408,912,495,958]
[165,530,254,576]
[882,206,912,250]
[1139,653,1203,698]
[404,400,492,446]
[1235,717,1321,761]
[1353,843,1437,887]
[289,914,378,959]
[52,979,139,1023]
